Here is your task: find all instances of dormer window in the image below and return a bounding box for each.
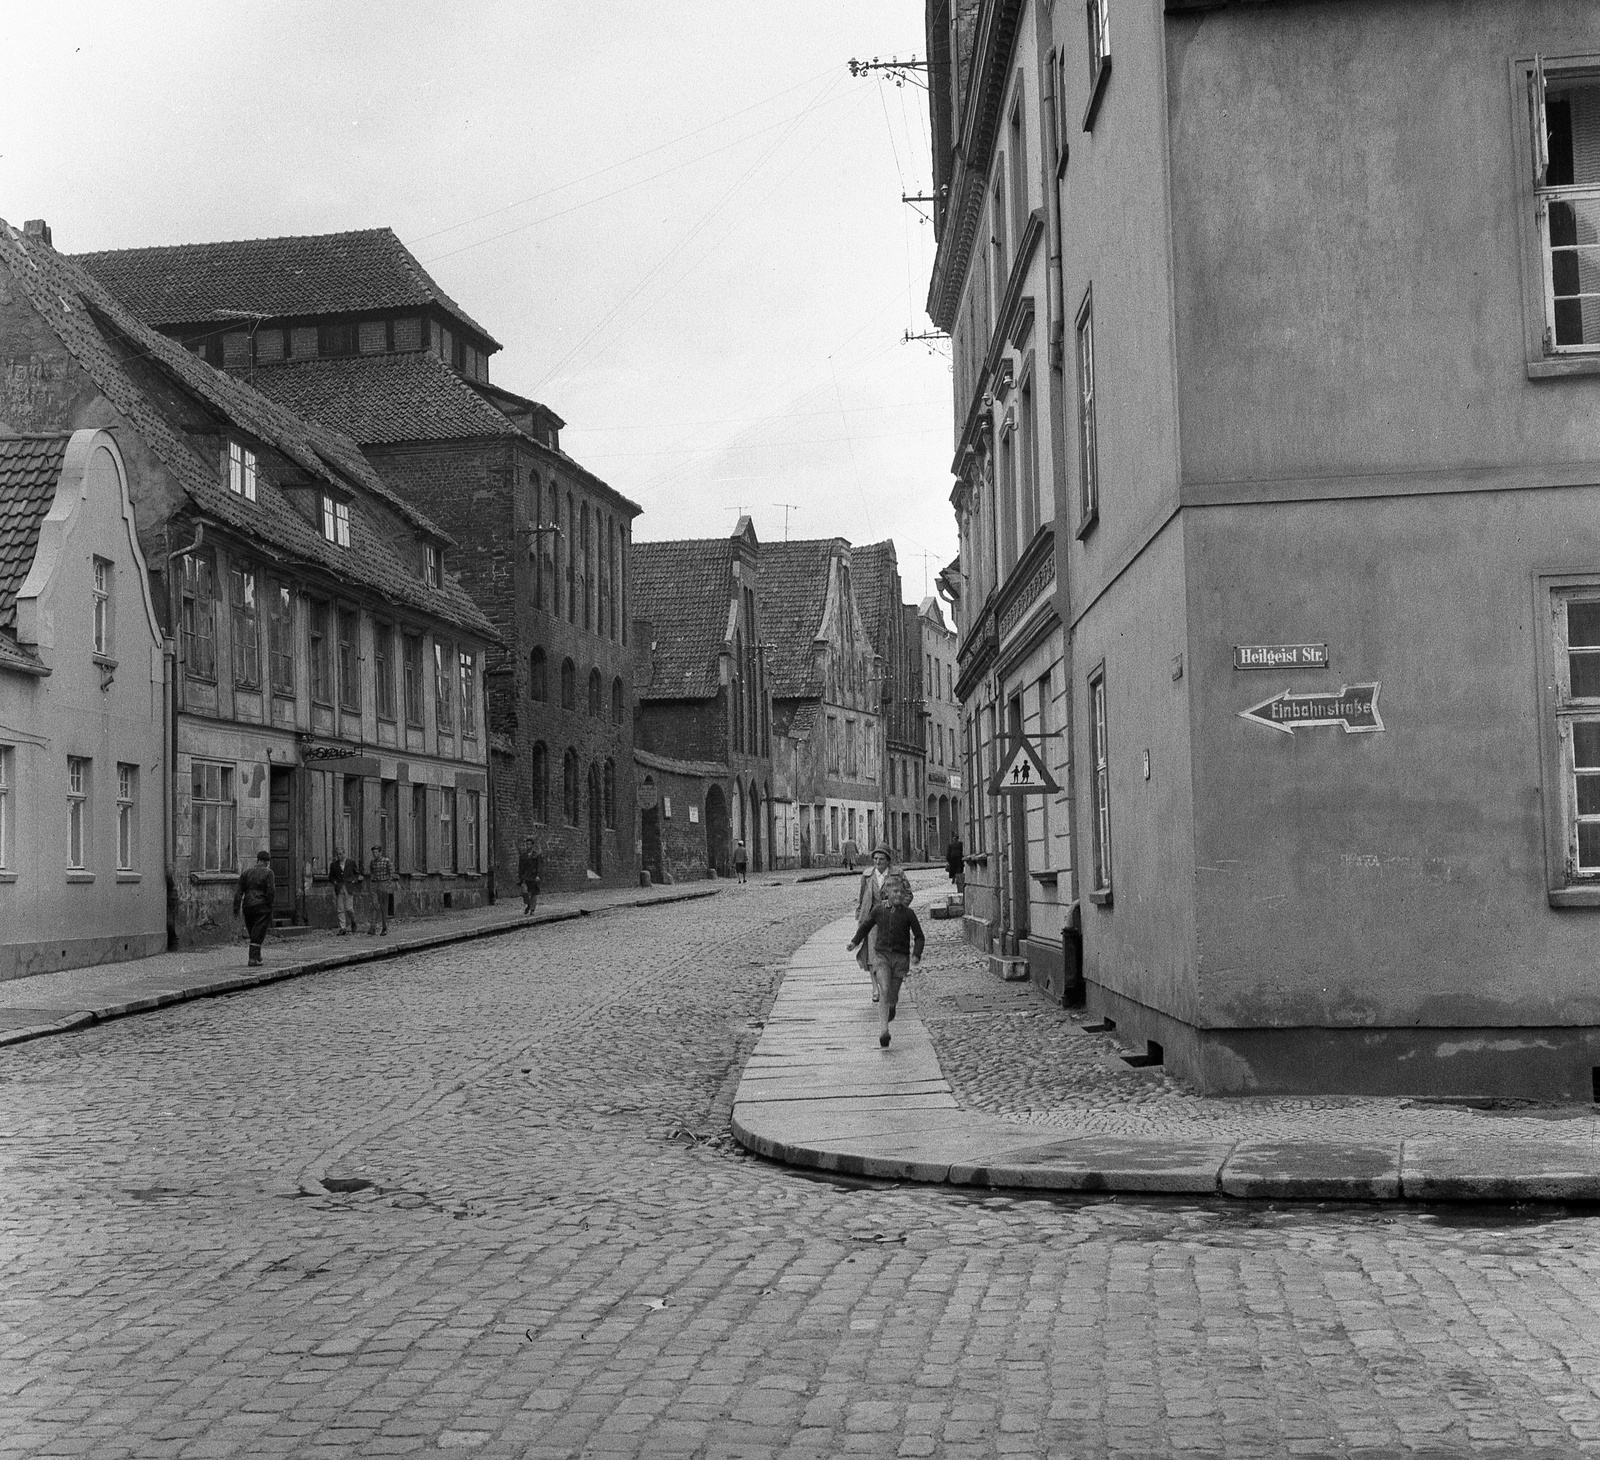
[424,543,443,588]
[227,441,257,501]
[320,493,351,548]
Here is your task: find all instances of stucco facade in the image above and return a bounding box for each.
[0,432,167,979]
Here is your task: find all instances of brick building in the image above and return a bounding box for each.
[852,541,925,864]
[632,519,773,879]
[0,220,497,945]
[78,228,641,891]
[916,595,963,859]
[762,539,884,867]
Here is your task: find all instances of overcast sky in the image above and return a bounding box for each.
[1,1,959,603]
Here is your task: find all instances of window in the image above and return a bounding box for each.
[227,440,257,501]
[827,714,840,774]
[580,504,592,631]
[588,667,602,718]
[92,557,111,657]
[337,607,360,711]
[612,675,624,725]
[320,494,351,548]
[434,641,454,732]
[461,791,479,873]
[1019,369,1039,542]
[1075,288,1100,532]
[846,718,857,778]
[404,634,425,725]
[532,742,549,822]
[530,647,548,702]
[1009,92,1028,245]
[230,566,261,688]
[191,761,235,874]
[375,622,396,719]
[440,787,456,872]
[1088,665,1112,903]
[67,756,89,870]
[269,582,295,695]
[0,744,9,869]
[1084,0,1111,130]
[309,600,332,703]
[603,758,616,829]
[549,495,562,618]
[563,748,580,826]
[566,493,576,623]
[1546,589,1600,893]
[459,650,478,737]
[116,763,137,871]
[561,657,577,711]
[410,783,427,871]
[1531,63,1600,353]
[424,543,443,588]
[180,553,216,679]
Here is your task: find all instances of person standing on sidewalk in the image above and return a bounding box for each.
[328,846,361,935]
[517,837,542,914]
[233,850,276,966]
[946,834,965,895]
[365,843,393,934]
[848,876,924,1048]
[854,843,905,1002]
[733,839,748,884]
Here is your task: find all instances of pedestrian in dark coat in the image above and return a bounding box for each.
[946,835,966,894]
[233,850,276,966]
[328,847,361,934]
[517,837,542,914]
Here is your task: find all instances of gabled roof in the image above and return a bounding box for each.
[253,352,524,446]
[0,220,496,645]
[760,539,839,699]
[0,435,69,642]
[850,540,900,650]
[632,537,737,701]
[74,227,499,349]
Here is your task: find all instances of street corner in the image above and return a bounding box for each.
[1219,1138,1403,1201]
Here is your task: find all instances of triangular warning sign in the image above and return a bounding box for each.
[988,736,1060,796]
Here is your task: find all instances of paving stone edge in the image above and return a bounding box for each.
[0,886,722,1049]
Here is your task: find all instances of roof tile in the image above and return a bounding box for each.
[0,435,69,633]
[633,539,736,700]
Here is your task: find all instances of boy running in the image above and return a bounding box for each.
[847,876,925,1048]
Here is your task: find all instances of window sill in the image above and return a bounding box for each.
[189,871,239,884]
[116,871,142,883]
[965,854,989,868]
[1088,887,1113,907]
[1075,508,1099,541]
[1528,355,1600,380]
[185,674,218,687]
[1029,869,1060,885]
[66,871,95,884]
[1082,55,1112,133]
[311,698,335,710]
[0,871,17,884]
[93,654,117,670]
[1549,886,1600,908]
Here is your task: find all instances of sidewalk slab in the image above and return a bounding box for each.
[733,912,1600,1203]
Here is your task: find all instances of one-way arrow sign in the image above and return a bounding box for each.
[988,735,1062,795]
[1238,682,1383,736]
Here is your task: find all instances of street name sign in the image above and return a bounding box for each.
[988,736,1061,795]
[1233,643,1328,670]
[1238,683,1383,736]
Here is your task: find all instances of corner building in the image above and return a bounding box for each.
[926,0,1600,1097]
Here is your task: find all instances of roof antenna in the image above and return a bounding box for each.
[772,503,799,541]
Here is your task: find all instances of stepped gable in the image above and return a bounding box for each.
[758,539,838,699]
[0,219,496,645]
[633,537,737,701]
[74,227,499,347]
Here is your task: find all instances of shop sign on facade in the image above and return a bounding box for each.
[1238,683,1383,736]
[1233,643,1328,670]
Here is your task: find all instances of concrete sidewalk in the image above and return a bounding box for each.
[732,917,1600,1202]
[0,881,724,1049]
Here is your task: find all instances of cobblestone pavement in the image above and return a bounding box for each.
[6,875,1600,1459]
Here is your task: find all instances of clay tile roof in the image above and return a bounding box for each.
[632,538,736,700]
[0,220,496,646]
[74,227,499,348]
[759,539,838,698]
[251,352,523,446]
[0,435,69,634]
[850,540,899,653]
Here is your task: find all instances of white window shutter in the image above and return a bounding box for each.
[1531,55,1550,186]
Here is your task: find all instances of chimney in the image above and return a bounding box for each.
[22,219,52,248]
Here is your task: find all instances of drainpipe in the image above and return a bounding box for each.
[162,523,204,949]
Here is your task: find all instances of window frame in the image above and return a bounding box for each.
[434,639,455,735]
[67,756,89,871]
[1536,572,1600,903]
[1083,0,1112,132]
[230,564,261,690]
[374,621,397,721]
[1074,286,1100,537]
[403,633,425,726]
[1087,661,1113,905]
[1525,55,1600,365]
[320,493,352,548]
[268,580,295,697]
[92,556,111,658]
[309,599,333,705]
[190,760,237,875]
[227,440,258,502]
[0,744,10,871]
[180,552,217,681]
[459,649,478,738]
[116,762,137,872]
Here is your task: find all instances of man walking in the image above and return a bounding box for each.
[517,836,542,914]
[366,842,393,934]
[233,849,276,966]
[733,839,748,885]
[328,846,361,935]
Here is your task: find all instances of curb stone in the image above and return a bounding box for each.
[0,886,721,1049]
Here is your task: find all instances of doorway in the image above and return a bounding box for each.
[269,766,297,920]
[705,784,730,876]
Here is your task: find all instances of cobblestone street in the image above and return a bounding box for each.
[6,875,1600,1459]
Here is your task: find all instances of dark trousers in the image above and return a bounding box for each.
[244,904,272,961]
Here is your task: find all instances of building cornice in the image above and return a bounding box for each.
[926,0,1024,333]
